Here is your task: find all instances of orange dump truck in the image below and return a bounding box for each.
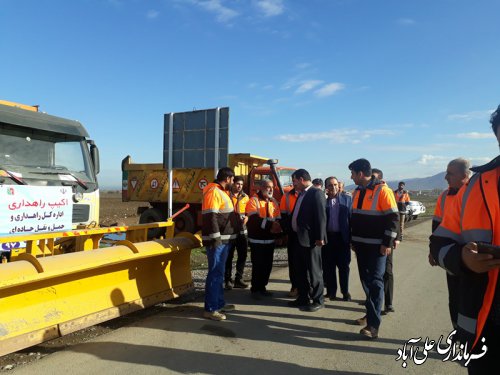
[122,153,295,235]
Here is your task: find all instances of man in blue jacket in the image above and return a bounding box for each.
[322,176,353,301]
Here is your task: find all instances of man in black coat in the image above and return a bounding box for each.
[287,169,327,312]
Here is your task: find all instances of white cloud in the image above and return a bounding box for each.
[456,132,494,139]
[397,18,416,26]
[417,154,449,165]
[188,0,239,23]
[296,62,311,69]
[254,0,284,17]
[295,80,323,94]
[276,128,394,143]
[247,82,258,89]
[447,110,493,122]
[147,10,159,19]
[314,82,345,97]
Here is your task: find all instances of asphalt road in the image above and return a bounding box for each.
[10,220,468,375]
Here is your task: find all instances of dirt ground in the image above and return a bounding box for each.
[98,190,146,227]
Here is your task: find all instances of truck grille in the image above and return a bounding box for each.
[72,204,90,223]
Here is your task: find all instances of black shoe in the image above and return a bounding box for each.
[383,305,395,314]
[288,299,309,307]
[224,280,233,290]
[301,302,324,312]
[250,291,262,300]
[260,290,273,297]
[342,293,352,302]
[325,293,337,301]
[233,279,249,289]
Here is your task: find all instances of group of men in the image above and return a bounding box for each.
[201,160,402,341]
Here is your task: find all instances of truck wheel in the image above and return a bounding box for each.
[174,210,195,234]
[139,208,166,239]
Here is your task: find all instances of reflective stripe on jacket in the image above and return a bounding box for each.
[430,161,499,349]
[351,178,399,248]
[201,182,238,247]
[246,194,281,244]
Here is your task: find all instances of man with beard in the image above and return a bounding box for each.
[349,159,399,339]
[287,169,327,312]
[225,176,250,290]
[246,179,282,300]
[202,167,238,321]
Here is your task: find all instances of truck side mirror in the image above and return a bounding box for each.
[88,141,100,175]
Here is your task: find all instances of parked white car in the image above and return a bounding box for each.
[405,201,426,221]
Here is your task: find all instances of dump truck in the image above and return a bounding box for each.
[122,153,296,235]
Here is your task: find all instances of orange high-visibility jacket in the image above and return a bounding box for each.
[246,193,281,244]
[432,188,459,233]
[201,182,238,247]
[430,158,499,349]
[279,189,298,234]
[230,191,249,235]
[351,178,399,248]
[394,189,410,214]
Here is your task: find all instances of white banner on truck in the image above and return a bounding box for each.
[0,185,72,237]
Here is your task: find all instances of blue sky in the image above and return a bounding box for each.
[2,0,499,189]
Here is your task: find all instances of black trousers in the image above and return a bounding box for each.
[384,250,394,308]
[225,234,248,282]
[322,232,350,297]
[295,243,324,304]
[250,242,275,293]
[446,273,459,328]
[467,320,500,374]
[287,232,299,289]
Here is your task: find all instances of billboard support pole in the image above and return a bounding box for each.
[214,107,220,179]
[168,112,174,218]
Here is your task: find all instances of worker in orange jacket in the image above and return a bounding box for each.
[349,158,399,339]
[280,187,299,297]
[430,105,500,374]
[394,181,410,241]
[224,176,250,290]
[429,158,471,329]
[246,179,282,300]
[201,167,238,321]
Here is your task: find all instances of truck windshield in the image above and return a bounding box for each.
[0,127,96,186]
[278,169,294,188]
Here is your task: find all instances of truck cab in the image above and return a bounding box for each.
[0,101,100,235]
[248,165,295,200]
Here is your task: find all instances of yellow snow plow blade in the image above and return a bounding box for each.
[0,230,201,356]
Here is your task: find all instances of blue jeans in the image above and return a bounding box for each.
[204,243,231,312]
[355,246,387,329]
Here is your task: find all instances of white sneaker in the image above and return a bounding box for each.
[203,310,227,321]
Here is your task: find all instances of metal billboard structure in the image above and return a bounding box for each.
[163,107,229,217]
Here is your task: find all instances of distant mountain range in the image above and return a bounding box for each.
[346,171,448,191]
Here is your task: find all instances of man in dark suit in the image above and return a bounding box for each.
[322,176,353,301]
[287,169,327,312]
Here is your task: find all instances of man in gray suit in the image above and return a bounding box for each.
[287,169,327,312]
